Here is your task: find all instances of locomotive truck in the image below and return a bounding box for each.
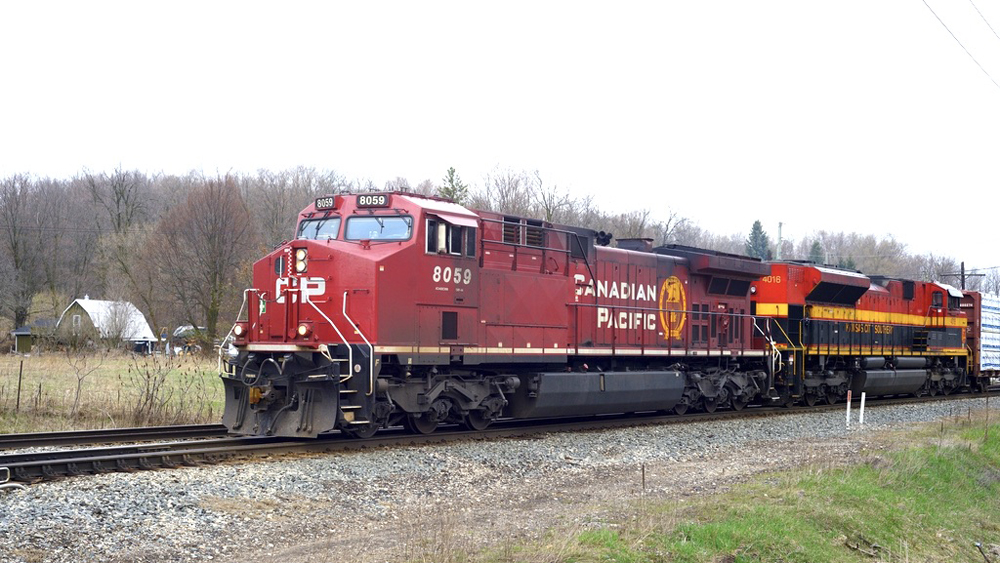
[220,192,997,438]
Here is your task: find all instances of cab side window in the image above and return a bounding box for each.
[427,218,475,257]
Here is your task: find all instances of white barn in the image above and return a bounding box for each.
[57,297,156,348]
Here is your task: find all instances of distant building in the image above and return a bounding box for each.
[56,298,156,351]
[9,318,57,354]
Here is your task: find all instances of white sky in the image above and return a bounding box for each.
[2,1,999,270]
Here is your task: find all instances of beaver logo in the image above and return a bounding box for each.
[658,276,686,340]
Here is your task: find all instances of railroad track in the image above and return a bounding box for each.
[0,424,228,450]
[1,391,994,486]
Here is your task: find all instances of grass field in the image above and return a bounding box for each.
[0,352,224,433]
[515,416,1000,563]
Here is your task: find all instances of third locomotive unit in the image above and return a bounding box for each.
[221,192,998,437]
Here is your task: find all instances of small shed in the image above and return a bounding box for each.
[56,298,156,349]
[9,319,57,354]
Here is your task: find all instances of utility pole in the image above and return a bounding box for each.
[776,222,783,261]
[943,262,985,290]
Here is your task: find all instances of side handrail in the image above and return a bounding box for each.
[752,317,783,383]
[305,292,355,385]
[342,291,376,396]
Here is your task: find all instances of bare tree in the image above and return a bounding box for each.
[241,167,348,250]
[27,177,100,318]
[650,210,688,247]
[530,171,572,223]
[384,177,411,191]
[610,210,652,240]
[558,193,604,232]
[242,170,295,250]
[856,235,908,275]
[413,179,436,196]
[983,269,1000,295]
[65,348,108,417]
[474,167,534,216]
[155,175,258,339]
[83,168,166,331]
[86,167,149,236]
[0,174,45,327]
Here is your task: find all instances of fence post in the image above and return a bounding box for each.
[846,390,852,428]
[16,360,23,412]
[859,392,866,427]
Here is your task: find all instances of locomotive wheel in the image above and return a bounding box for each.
[673,402,689,415]
[405,414,439,435]
[825,390,840,405]
[703,398,718,413]
[727,384,747,411]
[731,396,748,411]
[344,422,380,439]
[464,410,493,431]
[804,393,819,407]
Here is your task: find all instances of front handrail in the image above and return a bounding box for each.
[305,292,354,385]
[218,288,256,375]
[341,291,376,396]
[752,317,784,390]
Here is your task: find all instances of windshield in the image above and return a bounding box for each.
[345,216,413,241]
[297,217,341,240]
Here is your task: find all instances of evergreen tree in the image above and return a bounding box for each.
[745,220,772,260]
[808,241,824,264]
[436,167,468,204]
[837,256,857,270]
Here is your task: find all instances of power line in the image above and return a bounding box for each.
[968,0,1000,42]
[921,0,1000,91]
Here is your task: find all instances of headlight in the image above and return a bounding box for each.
[297,324,311,337]
[294,248,308,273]
[233,324,244,336]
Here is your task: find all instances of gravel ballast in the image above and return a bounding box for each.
[1,397,993,563]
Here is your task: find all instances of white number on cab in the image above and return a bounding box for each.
[433,266,472,285]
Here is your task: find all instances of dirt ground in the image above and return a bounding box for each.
[219,435,879,563]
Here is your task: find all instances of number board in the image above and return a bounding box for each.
[357,194,390,208]
[315,196,336,210]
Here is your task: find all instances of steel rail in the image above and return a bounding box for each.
[0,437,312,483]
[0,424,228,450]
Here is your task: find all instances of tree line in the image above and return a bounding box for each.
[1,166,993,350]
[0,167,347,344]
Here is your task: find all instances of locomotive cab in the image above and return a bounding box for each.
[223,192,482,437]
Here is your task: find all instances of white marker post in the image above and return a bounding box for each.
[846,390,852,428]
[859,392,866,427]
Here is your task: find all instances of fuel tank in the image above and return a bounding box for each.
[508,371,685,418]
[852,369,927,396]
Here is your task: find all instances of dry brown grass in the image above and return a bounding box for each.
[0,351,224,433]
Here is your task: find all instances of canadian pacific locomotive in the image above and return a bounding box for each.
[220,192,998,437]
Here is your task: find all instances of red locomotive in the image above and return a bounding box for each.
[221,192,993,438]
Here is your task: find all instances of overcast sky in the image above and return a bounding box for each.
[2,1,999,271]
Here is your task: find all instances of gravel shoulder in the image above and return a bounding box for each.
[0,398,988,563]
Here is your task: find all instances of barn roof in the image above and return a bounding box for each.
[57,298,156,342]
[10,319,56,336]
